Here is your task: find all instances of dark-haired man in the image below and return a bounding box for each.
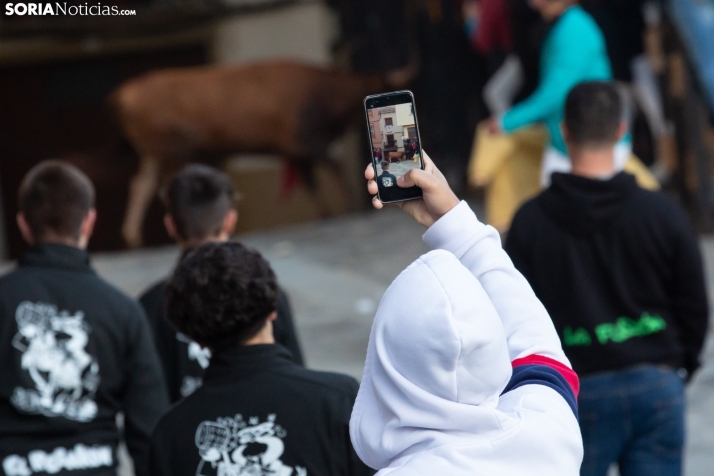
[0,160,168,476]
[150,242,372,476]
[505,82,709,476]
[139,164,303,403]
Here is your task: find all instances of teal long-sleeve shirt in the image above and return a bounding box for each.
[501,6,613,155]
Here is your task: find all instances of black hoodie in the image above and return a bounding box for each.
[0,244,169,476]
[150,344,373,476]
[505,172,709,377]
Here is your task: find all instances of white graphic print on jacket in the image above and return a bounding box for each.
[11,301,100,422]
[195,414,306,476]
[2,444,113,476]
[177,333,212,397]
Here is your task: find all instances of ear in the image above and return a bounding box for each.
[616,121,628,141]
[164,214,179,240]
[267,311,277,322]
[16,213,34,245]
[222,209,238,236]
[77,209,97,249]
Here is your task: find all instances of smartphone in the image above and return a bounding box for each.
[364,90,424,203]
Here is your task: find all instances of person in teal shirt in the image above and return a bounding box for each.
[490,0,624,185]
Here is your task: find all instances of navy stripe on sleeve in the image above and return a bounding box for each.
[501,364,578,419]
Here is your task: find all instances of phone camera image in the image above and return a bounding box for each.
[367,102,421,191]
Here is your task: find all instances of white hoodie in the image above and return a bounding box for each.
[350,202,583,475]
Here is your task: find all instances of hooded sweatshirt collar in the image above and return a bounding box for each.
[538,171,639,236]
[19,243,94,274]
[203,344,295,385]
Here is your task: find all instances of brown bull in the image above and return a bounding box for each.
[387,151,407,163]
[112,61,382,247]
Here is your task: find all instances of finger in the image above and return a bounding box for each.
[421,150,446,181]
[365,163,375,180]
[372,196,384,209]
[398,167,436,189]
[367,179,378,195]
[421,150,435,173]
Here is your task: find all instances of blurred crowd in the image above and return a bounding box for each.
[334,0,710,208]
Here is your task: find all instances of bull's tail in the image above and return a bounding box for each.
[280,158,353,216]
[280,161,306,199]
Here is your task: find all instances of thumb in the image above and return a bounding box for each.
[398,168,435,189]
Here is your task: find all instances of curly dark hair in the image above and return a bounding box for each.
[165,242,279,350]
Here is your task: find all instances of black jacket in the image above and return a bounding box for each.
[150,344,373,476]
[0,244,169,476]
[140,280,304,403]
[378,172,398,189]
[505,172,709,377]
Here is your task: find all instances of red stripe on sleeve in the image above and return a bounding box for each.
[512,355,580,398]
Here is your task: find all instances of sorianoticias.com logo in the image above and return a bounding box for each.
[5,3,136,16]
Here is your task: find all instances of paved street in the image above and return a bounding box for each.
[37,204,714,475]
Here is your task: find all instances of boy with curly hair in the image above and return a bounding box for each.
[149,242,372,476]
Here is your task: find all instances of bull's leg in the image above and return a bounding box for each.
[289,160,328,218]
[320,157,357,214]
[122,157,160,248]
[288,158,353,218]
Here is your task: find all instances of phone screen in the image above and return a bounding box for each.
[364,91,424,203]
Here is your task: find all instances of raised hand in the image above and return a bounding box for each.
[365,151,460,228]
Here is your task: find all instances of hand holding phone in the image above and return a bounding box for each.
[364,90,424,203]
[365,151,460,228]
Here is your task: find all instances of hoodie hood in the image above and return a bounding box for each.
[539,172,639,236]
[350,250,512,470]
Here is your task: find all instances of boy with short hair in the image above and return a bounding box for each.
[378,161,397,188]
[150,242,372,476]
[0,160,168,476]
[139,164,303,402]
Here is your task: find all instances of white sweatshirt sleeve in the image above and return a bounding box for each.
[422,201,570,365]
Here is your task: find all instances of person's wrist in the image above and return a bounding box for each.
[433,196,460,222]
[419,197,459,228]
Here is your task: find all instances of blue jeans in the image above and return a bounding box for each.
[579,365,685,476]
